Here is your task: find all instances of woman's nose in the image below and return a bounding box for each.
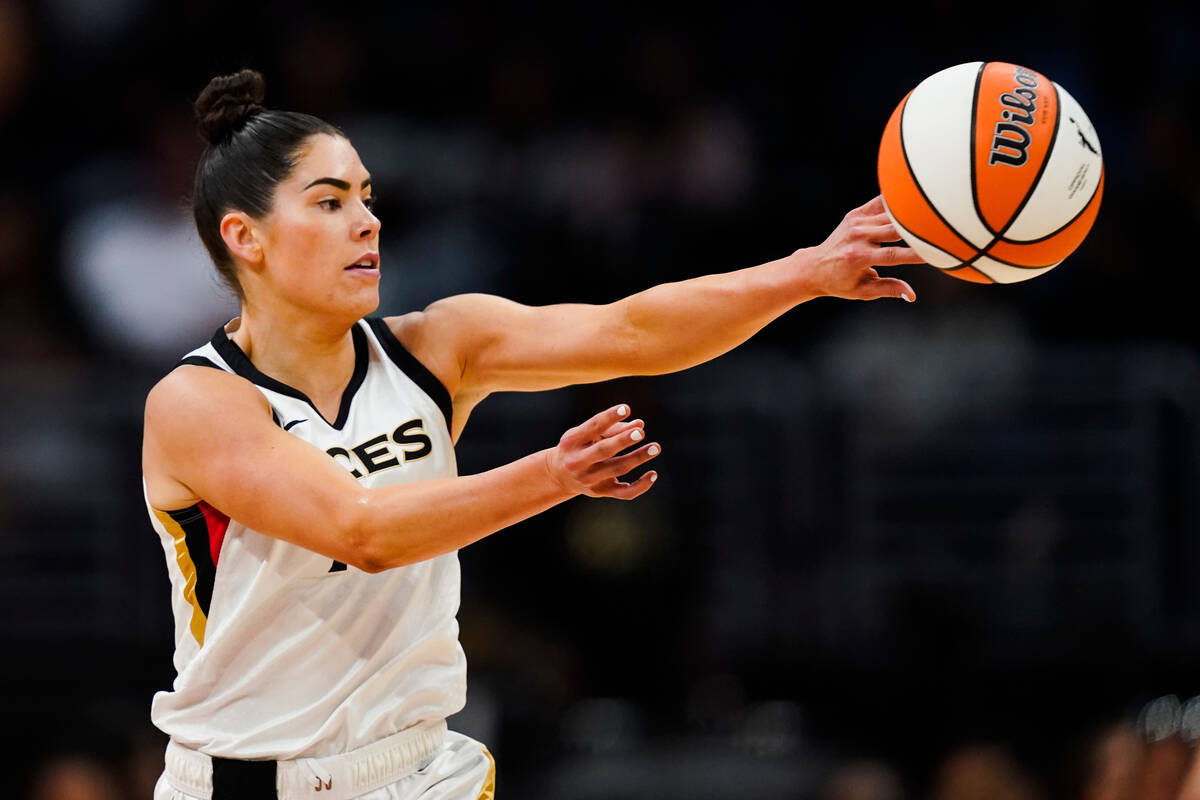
[357,206,380,239]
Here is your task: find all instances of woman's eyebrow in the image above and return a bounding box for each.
[302,177,373,191]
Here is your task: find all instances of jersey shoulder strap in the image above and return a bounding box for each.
[171,329,278,425]
[178,354,221,370]
[175,327,235,374]
[363,317,453,430]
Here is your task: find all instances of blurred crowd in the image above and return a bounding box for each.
[4,0,1200,797]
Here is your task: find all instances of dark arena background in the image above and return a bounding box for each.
[2,1,1199,797]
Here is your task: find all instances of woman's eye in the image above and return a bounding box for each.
[363,196,377,212]
[319,198,342,211]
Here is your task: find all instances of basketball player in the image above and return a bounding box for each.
[143,69,923,800]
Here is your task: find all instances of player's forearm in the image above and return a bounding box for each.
[619,250,820,375]
[349,449,571,571]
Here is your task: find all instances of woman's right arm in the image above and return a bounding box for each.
[142,366,660,572]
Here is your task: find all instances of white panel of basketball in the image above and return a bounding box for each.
[972,255,1061,284]
[883,198,961,269]
[1006,83,1104,241]
[901,62,993,248]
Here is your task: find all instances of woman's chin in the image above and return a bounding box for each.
[314,285,381,322]
[349,287,382,319]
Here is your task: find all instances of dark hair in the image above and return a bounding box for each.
[192,69,343,295]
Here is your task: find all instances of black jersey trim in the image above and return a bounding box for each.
[176,353,280,426]
[209,323,369,431]
[364,317,454,430]
[178,355,221,370]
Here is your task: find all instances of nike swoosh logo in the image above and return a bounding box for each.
[283,418,308,431]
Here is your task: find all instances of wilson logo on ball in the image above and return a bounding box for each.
[989,66,1040,167]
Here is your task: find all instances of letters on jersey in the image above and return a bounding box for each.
[328,419,433,479]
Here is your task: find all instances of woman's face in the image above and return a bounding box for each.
[250,133,382,320]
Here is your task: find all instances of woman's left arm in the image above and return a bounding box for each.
[403,195,924,398]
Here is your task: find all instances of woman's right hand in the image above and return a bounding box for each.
[544,404,661,499]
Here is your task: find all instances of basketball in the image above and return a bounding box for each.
[878,61,1104,284]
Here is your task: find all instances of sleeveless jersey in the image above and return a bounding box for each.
[145,317,465,759]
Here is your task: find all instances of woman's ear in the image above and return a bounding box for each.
[219,211,263,269]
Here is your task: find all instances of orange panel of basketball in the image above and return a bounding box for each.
[878,61,1104,284]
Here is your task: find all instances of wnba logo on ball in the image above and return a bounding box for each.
[989,67,1040,167]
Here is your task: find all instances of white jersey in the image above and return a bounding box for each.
[146,317,465,760]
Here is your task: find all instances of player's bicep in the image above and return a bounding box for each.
[143,368,369,564]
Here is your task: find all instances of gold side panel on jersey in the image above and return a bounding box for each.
[154,507,208,646]
[477,746,496,800]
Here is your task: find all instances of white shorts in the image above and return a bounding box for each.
[154,729,495,800]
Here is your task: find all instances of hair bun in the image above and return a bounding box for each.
[194,69,266,144]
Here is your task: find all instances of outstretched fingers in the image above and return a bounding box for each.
[600,418,645,438]
[860,223,902,243]
[852,194,887,216]
[852,211,926,267]
[588,440,662,483]
[596,469,659,500]
[873,244,926,266]
[561,404,632,447]
[584,422,651,462]
[860,275,916,301]
[581,420,662,496]
[551,404,662,499]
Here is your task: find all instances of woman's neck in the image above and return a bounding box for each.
[229,304,359,423]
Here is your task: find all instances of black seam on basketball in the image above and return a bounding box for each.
[969,62,996,237]
[995,76,1061,238]
[958,71,1065,272]
[971,252,1057,269]
[941,263,995,281]
[961,242,1058,270]
[997,165,1103,244]
[888,208,976,267]
[898,91,982,261]
[885,200,1029,274]
[888,207,1035,277]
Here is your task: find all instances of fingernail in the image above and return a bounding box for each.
[617,405,628,416]
[649,473,658,482]
[647,445,660,456]
[630,429,643,441]
[903,293,915,302]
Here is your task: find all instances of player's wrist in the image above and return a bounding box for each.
[784,247,830,302]
[539,447,580,500]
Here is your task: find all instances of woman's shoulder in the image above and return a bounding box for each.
[142,363,275,511]
[145,362,271,432]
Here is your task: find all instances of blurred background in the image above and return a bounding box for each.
[2,0,1199,797]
